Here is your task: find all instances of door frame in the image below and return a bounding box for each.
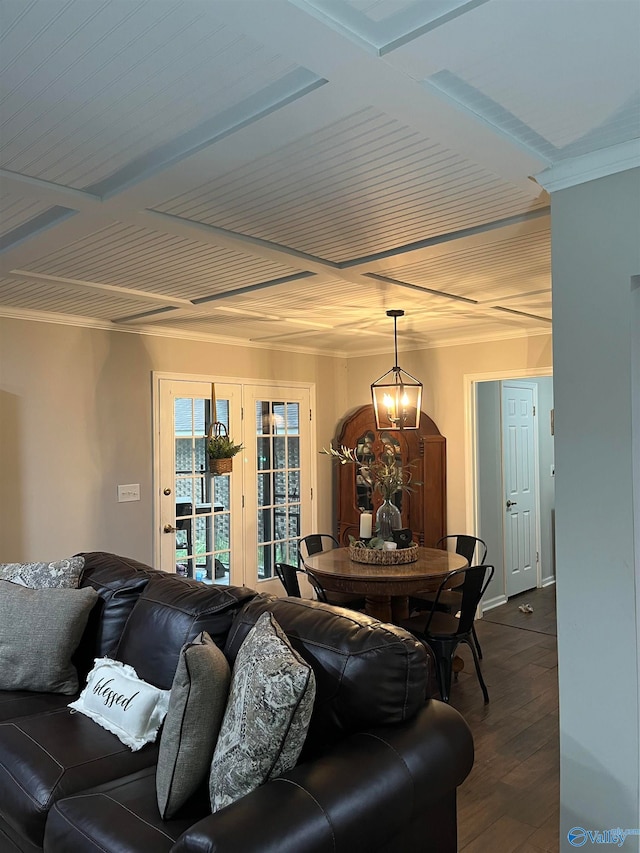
[152,371,318,580]
[464,367,553,613]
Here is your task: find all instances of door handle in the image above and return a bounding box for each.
[506,500,518,509]
[163,524,178,533]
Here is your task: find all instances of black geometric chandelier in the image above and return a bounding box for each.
[370,309,423,430]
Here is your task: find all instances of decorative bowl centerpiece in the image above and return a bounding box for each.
[349,541,419,565]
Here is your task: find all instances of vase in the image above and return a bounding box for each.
[376,498,402,540]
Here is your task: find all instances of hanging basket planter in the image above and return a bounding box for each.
[208,456,233,475]
[206,422,243,476]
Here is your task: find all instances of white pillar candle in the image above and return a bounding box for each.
[359,512,372,539]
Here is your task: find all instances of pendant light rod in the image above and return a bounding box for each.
[371,309,422,430]
[387,309,404,369]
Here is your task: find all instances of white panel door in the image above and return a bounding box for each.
[502,382,538,596]
[157,379,243,584]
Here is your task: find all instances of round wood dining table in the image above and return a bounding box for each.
[303,546,468,623]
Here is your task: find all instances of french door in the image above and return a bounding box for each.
[155,376,313,593]
[157,380,243,585]
[243,385,312,596]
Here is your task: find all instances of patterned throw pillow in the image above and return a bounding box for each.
[69,658,170,751]
[209,611,316,812]
[0,556,85,589]
[156,632,231,819]
[0,581,98,694]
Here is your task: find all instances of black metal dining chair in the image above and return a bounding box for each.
[297,534,365,610]
[298,534,341,564]
[399,564,495,703]
[410,535,488,658]
[274,563,303,598]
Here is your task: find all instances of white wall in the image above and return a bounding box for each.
[536,376,556,585]
[552,167,640,848]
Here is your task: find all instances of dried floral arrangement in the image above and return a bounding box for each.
[320,443,420,501]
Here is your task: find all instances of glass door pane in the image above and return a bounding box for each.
[255,401,301,580]
[157,379,242,584]
[244,385,312,595]
[174,397,232,583]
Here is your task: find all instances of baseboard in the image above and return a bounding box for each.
[480,593,507,614]
[541,576,556,588]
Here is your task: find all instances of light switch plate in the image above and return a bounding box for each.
[118,484,140,502]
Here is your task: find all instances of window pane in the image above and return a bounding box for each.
[213,477,230,511]
[285,402,299,433]
[214,512,230,552]
[288,471,300,500]
[258,508,272,543]
[275,541,289,564]
[288,505,301,539]
[287,437,300,468]
[214,553,230,585]
[257,473,271,507]
[273,436,286,469]
[257,545,272,580]
[255,397,305,586]
[257,437,271,470]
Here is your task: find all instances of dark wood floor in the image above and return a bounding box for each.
[448,586,559,853]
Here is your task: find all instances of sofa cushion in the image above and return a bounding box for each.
[224,595,429,758]
[0,556,84,588]
[0,690,72,723]
[44,768,197,853]
[0,582,98,695]
[69,658,170,751]
[115,575,257,689]
[0,709,159,848]
[210,612,316,812]
[75,552,157,673]
[157,632,230,819]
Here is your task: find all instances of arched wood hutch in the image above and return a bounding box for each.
[333,404,447,548]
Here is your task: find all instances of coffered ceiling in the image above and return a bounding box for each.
[1,0,638,355]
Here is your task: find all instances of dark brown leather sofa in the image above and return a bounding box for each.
[0,552,474,853]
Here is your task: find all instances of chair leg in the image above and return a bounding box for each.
[433,643,455,703]
[472,624,483,659]
[465,638,489,703]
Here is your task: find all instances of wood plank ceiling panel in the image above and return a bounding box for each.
[19,222,303,301]
[0,275,156,319]
[155,107,547,263]
[378,229,551,302]
[0,195,57,236]
[0,0,298,188]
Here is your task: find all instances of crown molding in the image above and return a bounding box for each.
[0,307,552,357]
[534,139,640,193]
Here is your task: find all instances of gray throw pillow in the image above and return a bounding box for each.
[0,556,85,589]
[209,611,316,813]
[156,632,231,819]
[0,581,98,694]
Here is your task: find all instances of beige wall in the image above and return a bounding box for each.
[0,317,347,565]
[345,334,553,533]
[0,315,552,571]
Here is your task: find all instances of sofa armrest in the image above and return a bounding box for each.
[171,699,473,853]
